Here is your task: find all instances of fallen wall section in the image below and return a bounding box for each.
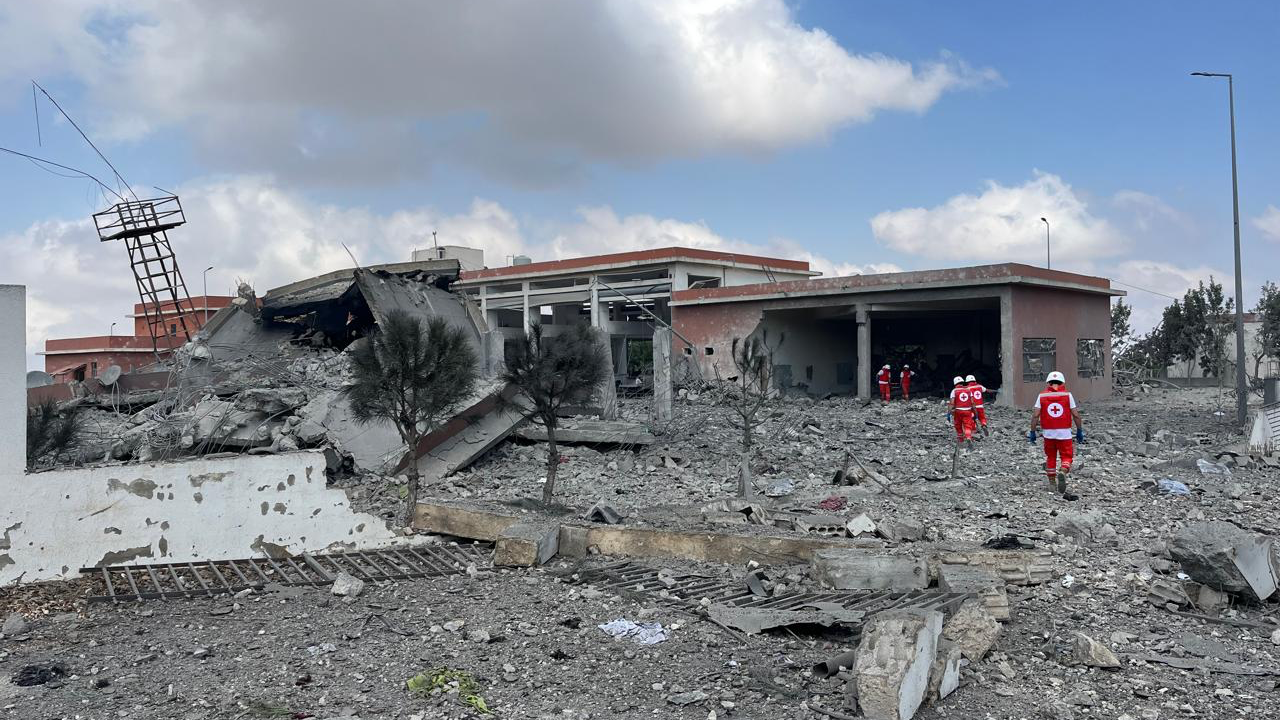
[1,450,397,585]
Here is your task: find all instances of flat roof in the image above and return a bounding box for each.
[671,262,1124,306]
[455,246,814,284]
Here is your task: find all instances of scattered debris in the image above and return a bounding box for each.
[1072,632,1120,669]
[12,662,69,687]
[406,667,492,714]
[854,610,943,720]
[1168,521,1279,601]
[597,618,668,644]
[331,571,366,598]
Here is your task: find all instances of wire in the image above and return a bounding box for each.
[32,84,41,146]
[31,80,138,201]
[1110,278,1179,301]
[0,146,125,202]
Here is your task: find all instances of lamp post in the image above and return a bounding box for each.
[109,322,116,338]
[1040,217,1050,269]
[202,266,214,325]
[1192,71,1248,427]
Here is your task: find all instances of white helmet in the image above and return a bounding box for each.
[882,364,890,370]
[952,376,965,386]
[902,364,910,369]
[965,374,976,383]
[1046,371,1066,384]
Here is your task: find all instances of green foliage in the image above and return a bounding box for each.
[1254,281,1280,376]
[26,399,81,470]
[407,668,492,715]
[342,309,478,521]
[501,322,609,504]
[1110,299,1133,356]
[1196,277,1234,379]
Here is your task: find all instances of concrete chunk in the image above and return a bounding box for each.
[1168,521,1278,601]
[935,549,1054,586]
[1072,632,1120,669]
[926,639,963,702]
[812,550,928,591]
[877,518,925,543]
[938,564,1010,620]
[494,522,560,567]
[940,599,1001,662]
[557,525,590,558]
[330,571,365,597]
[854,610,943,720]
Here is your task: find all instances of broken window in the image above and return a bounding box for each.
[1022,338,1056,382]
[1077,338,1105,379]
[91,361,98,377]
[704,347,714,356]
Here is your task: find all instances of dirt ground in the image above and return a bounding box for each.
[3,387,1278,719]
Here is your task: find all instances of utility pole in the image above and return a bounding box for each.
[1192,71,1249,427]
[202,266,214,325]
[1040,217,1051,269]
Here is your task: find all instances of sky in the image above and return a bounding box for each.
[1,0,1277,370]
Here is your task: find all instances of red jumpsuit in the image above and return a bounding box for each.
[1035,386,1077,482]
[950,386,975,440]
[900,370,915,400]
[877,369,892,402]
[967,382,988,427]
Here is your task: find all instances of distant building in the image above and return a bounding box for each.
[1164,313,1278,384]
[41,296,233,382]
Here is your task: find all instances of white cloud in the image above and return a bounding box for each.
[1254,205,1280,243]
[2,175,874,369]
[2,0,995,183]
[1110,259,1230,334]
[869,171,1129,264]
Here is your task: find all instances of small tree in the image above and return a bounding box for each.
[501,323,609,506]
[343,310,478,524]
[1197,277,1234,384]
[1111,298,1133,358]
[728,331,783,498]
[27,399,81,470]
[1254,281,1280,378]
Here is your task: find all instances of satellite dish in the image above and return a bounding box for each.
[100,365,123,386]
[26,371,54,388]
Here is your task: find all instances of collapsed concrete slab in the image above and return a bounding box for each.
[938,564,1010,620]
[412,500,523,542]
[1168,521,1278,601]
[811,550,928,591]
[409,386,527,485]
[854,609,944,720]
[940,599,1001,662]
[494,522,560,567]
[514,420,656,445]
[935,549,1054,586]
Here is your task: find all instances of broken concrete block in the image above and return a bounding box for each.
[845,513,877,537]
[795,514,850,537]
[936,549,1054,586]
[1052,511,1104,544]
[412,500,521,541]
[330,571,365,598]
[558,525,589,558]
[877,518,925,543]
[926,639,963,702]
[938,564,1010,621]
[1146,578,1192,608]
[494,522,560,567]
[1168,521,1278,601]
[1072,632,1120,668]
[854,609,943,720]
[811,550,928,591]
[941,599,1001,662]
[2,613,28,636]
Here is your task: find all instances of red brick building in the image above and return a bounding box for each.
[42,296,233,382]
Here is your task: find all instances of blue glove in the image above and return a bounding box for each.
[1076,427,1085,443]
[1026,430,1036,444]
[946,412,952,423]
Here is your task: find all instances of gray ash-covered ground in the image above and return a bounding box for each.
[3,387,1278,719]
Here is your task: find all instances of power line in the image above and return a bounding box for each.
[1110,278,1179,301]
[0,146,125,202]
[31,80,137,201]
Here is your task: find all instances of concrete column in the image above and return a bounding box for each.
[483,330,505,378]
[0,285,24,476]
[521,281,532,335]
[856,305,870,401]
[595,329,618,420]
[590,280,600,328]
[653,327,673,426]
[479,286,488,318]
[999,289,1016,407]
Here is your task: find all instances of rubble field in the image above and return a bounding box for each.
[3,387,1278,719]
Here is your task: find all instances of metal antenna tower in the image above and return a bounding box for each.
[93,195,197,356]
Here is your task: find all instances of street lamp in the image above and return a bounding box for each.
[202,266,214,325]
[1040,217,1050,269]
[109,322,116,338]
[1192,71,1248,427]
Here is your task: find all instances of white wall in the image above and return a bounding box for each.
[0,285,398,586]
[1165,321,1275,379]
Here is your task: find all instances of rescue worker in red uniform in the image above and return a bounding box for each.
[965,374,989,435]
[948,375,976,443]
[1028,371,1085,500]
[877,365,892,403]
[900,365,916,400]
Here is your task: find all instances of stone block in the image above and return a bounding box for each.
[558,525,590,558]
[812,550,928,591]
[495,522,560,567]
[1169,521,1278,601]
[938,564,1010,620]
[940,599,1001,662]
[854,609,943,720]
[330,571,365,597]
[877,518,925,543]
[412,500,521,541]
[1072,632,1120,668]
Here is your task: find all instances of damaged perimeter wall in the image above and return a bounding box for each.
[0,285,397,585]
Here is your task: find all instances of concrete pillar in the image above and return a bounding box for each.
[0,285,24,476]
[479,285,488,318]
[521,281,532,334]
[595,329,618,420]
[483,330,505,378]
[590,281,600,327]
[856,304,870,401]
[999,289,1015,407]
[653,327,673,426]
